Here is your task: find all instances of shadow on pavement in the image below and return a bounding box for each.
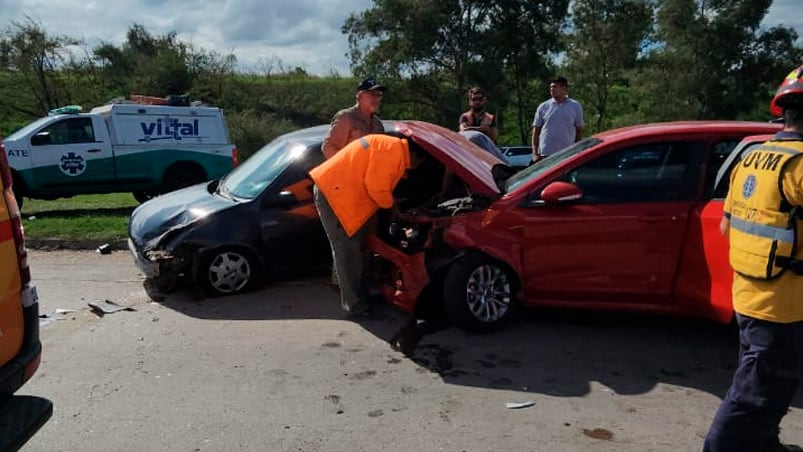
[154,277,803,407]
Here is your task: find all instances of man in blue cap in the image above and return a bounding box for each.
[322,77,386,159]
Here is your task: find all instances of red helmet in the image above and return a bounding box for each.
[770,64,803,117]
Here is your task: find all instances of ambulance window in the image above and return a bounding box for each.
[34,118,95,146]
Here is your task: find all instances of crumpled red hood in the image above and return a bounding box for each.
[388,120,505,197]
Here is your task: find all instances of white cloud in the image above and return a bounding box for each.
[0,0,373,75]
[0,0,799,76]
[762,0,803,35]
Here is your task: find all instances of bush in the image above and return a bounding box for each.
[226,110,299,161]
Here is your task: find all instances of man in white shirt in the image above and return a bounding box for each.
[531,77,584,164]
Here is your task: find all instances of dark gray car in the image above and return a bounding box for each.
[128,125,331,298]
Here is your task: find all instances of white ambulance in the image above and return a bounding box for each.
[2,102,237,208]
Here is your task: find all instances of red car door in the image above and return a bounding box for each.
[672,136,774,322]
[519,140,702,305]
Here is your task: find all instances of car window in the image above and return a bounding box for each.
[34,118,95,145]
[712,141,765,199]
[702,139,741,199]
[221,134,326,200]
[274,145,325,203]
[505,138,602,193]
[560,141,696,203]
[222,139,307,200]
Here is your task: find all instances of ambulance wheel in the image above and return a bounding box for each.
[11,173,24,210]
[133,191,156,203]
[443,253,516,333]
[162,164,206,194]
[196,247,264,296]
[12,187,23,210]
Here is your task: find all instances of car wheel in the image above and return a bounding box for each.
[197,248,262,296]
[443,253,515,333]
[143,274,177,302]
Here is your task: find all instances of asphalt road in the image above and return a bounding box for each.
[17,250,803,452]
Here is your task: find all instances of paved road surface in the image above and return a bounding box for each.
[17,250,803,451]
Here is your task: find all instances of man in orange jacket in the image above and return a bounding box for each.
[309,134,425,314]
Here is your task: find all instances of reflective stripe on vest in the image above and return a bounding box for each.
[729,216,795,243]
[728,139,803,279]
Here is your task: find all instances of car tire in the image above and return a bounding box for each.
[196,248,263,296]
[443,253,516,333]
[143,274,177,302]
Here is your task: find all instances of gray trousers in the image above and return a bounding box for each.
[313,186,368,312]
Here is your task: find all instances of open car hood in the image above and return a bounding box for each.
[389,121,509,197]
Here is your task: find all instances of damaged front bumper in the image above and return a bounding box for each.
[366,236,429,314]
[128,238,161,278]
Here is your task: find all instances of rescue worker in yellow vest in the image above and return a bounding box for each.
[703,65,803,452]
[309,134,426,315]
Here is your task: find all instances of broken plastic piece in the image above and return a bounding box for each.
[505,401,535,409]
[88,299,135,316]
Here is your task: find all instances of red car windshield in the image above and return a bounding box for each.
[504,138,602,193]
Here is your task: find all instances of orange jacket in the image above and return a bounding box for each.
[309,135,410,237]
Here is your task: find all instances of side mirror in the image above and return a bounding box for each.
[539,181,583,204]
[263,190,298,208]
[31,132,52,146]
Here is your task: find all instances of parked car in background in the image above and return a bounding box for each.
[368,121,781,332]
[128,125,331,298]
[0,136,52,450]
[499,145,532,169]
[4,100,237,208]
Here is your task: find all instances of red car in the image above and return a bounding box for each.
[368,121,781,332]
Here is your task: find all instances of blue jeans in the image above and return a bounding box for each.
[703,314,803,452]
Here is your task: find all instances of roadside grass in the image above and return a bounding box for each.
[21,193,137,243]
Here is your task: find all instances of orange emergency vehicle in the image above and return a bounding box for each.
[0,136,51,451]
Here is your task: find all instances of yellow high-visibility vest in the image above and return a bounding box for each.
[728,140,803,279]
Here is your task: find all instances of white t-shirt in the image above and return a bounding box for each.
[533,97,584,156]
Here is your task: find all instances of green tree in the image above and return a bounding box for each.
[630,0,800,122]
[343,0,569,137]
[186,45,237,106]
[487,0,570,143]
[92,24,192,97]
[564,0,652,133]
[0,17,78,116]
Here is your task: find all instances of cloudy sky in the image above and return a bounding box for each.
[0,0,800,76]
